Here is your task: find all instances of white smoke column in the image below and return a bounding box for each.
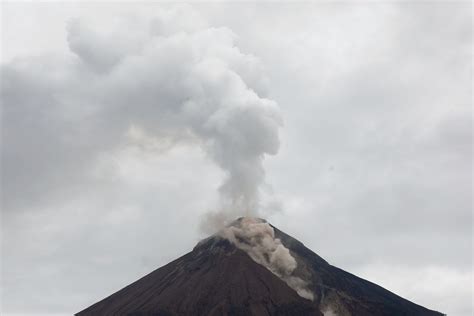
[219,217,314,301]
[5,6,282,221]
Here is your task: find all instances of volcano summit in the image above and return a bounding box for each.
[77,218,443,316]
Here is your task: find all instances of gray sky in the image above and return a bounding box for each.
[1,2,472,316]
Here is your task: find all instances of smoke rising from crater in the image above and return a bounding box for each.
[2,6,282,220]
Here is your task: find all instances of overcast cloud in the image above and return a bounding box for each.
[1,2,472,316]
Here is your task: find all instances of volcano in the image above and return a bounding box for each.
[76,218,443,316]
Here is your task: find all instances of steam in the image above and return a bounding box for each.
[2,6,282,220]
[73,9,282,219]
[219,217,314,301]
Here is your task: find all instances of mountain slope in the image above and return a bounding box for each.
[76,218,443,316]
[77,238,321,316]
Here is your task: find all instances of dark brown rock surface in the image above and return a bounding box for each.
[76,219,444,316]
[76,238,320,316]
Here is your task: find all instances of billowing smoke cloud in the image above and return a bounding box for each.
[219,217,314,300]
[2,6,282,221]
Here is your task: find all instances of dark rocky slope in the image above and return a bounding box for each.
[77,218,443,316]
[77,238,320,316]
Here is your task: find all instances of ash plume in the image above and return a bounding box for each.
[69,9,282,220]
[2,6,282,220]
